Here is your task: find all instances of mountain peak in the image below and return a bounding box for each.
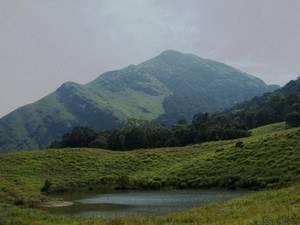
[142,50,201,69]
[157,50,195,59]
[159,49,184,55]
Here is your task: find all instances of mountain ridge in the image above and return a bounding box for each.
[0,50,278,153]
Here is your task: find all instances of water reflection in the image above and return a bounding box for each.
[46,189,246,217]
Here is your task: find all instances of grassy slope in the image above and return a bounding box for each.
[0,74,170,153]
[250,122,288,136]
[86,68,172,121]
[0,125,299,224]
[0,92,77,153]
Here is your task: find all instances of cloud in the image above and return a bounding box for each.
[191,0,300,84]
[0,0,299,117]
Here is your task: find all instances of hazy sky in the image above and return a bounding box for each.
[1,0,299,117]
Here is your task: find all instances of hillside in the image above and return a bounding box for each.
[0,127,299,196]
[0,125,299,224]
[0,50,277,153]
[223,77,300,129]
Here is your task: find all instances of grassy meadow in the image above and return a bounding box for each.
[0,123,299,224]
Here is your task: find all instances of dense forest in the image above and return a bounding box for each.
[49,115,250,150]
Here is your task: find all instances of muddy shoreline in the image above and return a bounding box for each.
[41,201,74,208]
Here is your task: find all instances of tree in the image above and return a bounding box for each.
[192,113,210,142]
[88,132,109,149]
[286,111,300,127]
[147,125,171,148]
[267,92,286,121]
[167,120,195,146]
[60,126,98,148]
[108,130,126,150]
[254,106,276,127]
[125,127,147,150]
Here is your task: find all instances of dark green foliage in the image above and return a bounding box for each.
[286,111,300,127]
[51,113,250,150]
[13,199,24,206]
[108,119,171,150]
[124,127,147,150]
[168,120,193,146]
[191,113,251,143]
[116,174,130,189]
[108,130,126,150]
[50,126,98,148]
[40,180,52,192]
[235,141,244,148]
[146,125,170,148]
[223,77,300,129]
[88,132,109,148]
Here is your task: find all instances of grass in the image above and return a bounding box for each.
[250,122,288,136]
[0,125,299,224]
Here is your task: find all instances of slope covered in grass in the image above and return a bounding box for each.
[250,122,288,136]
[0,125,299,224]
[0,127,299,202]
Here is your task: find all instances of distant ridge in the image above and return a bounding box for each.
[0,50,278,153]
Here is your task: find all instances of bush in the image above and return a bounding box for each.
[116,175,130,189]
[286,111,300,127]
[40,180,52,192]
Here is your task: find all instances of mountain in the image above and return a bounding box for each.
[278,77,300,96]
[0,50,278,153]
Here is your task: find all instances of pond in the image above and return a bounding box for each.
[46,189,247,217]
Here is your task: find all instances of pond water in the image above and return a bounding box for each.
[46,189,247,217]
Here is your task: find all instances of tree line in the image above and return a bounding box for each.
[49,113,251,150]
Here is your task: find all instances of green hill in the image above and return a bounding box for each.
[0,126,299,199]
[0,125,299,224]
[0,50,277,153]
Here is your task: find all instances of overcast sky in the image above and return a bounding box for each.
[1,0,299,117]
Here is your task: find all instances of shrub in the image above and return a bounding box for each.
[40,180,52,192]
[286,111,300,127]
[116,175,130,189]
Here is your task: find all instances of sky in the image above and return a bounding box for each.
[0,0,299,117]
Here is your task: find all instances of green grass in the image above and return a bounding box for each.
[0,125,299,224]
[250,122,288,136]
